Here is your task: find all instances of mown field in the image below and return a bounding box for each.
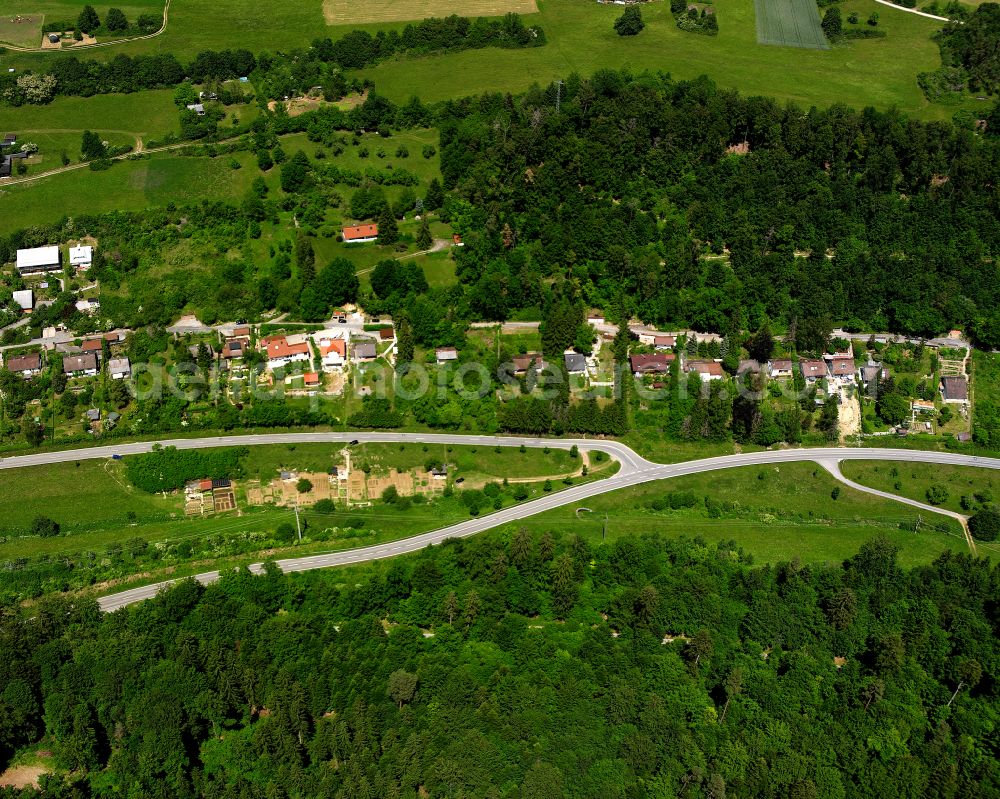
[0,0,960,120]
[0,0,163,46]
[529,462,971,566]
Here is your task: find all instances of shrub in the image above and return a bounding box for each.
[925,484,949,505]
[614,6,644,36]
[969,506,1000,542]
[31,516,60,537]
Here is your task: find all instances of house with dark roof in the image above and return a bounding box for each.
[630,353,674,375]
[63,353,98,376]
[353,341,377,361]
[564,353,587,374]
[940,376,969,404]
[5,352,42,377]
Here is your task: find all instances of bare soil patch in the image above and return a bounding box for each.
[0,765,48,790]
[322,0,538,26]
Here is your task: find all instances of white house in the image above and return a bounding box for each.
[108,357,131,380]
[16,246,60,273]
[75,299,100,314]
[262,335,310,371]
[314,330,348,370]
[436,347,459,364]
[767,359,793,379]
[12,289,32,312]
[69,245,93,268]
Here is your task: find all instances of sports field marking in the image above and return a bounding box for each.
[754,0,829,49]
[322,0,539,26]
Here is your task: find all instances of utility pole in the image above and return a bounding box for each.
[603,512,608,541]
[294,500,302,542]
[915,515,922,533]
[555,80,563,113]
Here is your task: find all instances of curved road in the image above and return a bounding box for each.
[2,433,997,611]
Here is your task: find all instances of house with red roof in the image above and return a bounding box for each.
[262,334,310,371]
[342,224,379,243]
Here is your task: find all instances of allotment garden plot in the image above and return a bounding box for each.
[754,0,828,49]
[322,0,538,25]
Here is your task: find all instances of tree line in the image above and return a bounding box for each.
[0,13,544,106]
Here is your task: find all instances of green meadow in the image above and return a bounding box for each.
[0,0,962,120]
[841,460,1000,516]
[527,462,971,567]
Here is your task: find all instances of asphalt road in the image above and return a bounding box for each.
[2,433,997,611]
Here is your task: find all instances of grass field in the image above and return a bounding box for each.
[754,0,828,48]
[841,460,1000,516]
[0,12,43,47]
[322,0,537,25]
[0,147,263,230]
[528,462,970,567]
[0,0,956,119]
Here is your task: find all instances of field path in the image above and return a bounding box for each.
[873,0,953,22]
[0,0,170,52]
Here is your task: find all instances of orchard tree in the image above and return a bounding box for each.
[105,8,129,31]
[615,6,644,35]
[77,4,100,32]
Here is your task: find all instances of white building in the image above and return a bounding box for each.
[69,245,93,268]
[313,330,348,370]
[12,289,32,312]
[108,357,131,380]
[16,246,60,273]
[75,299,100,314]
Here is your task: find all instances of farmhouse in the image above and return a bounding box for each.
[12,289,33,312]
[800,359,827,382]
[767,359,793,379]
[686,360,724,381]
[108,357,131,380]
[435,347,458,364]
[564,352,587,374]
[353,341,377,361]
[63,353,98,376]
[653,335,676,350]
[16,246,61,273]
[75,299,100,314]
[5,352,42,377]
[630,353,674,375]
[262,335,310,370]
[69,245,93,268]
[940,376,969,404]
[342,224,379,243]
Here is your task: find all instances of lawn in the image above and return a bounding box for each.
[526,462,969,566]
[1,0,954,120]
[841,460,1000,515]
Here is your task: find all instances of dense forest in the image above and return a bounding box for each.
[438,70,1000,345]
[0,532,996,797]
[935,3,1000,95]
